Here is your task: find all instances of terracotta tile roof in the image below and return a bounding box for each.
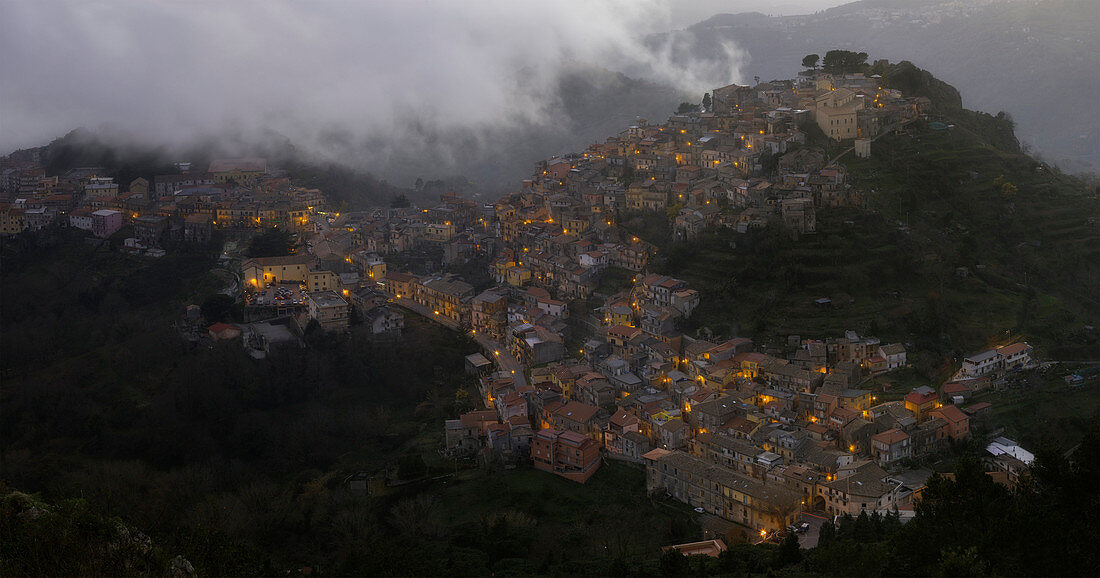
[554,400,599,424]
[871,428,909,445]
[996,342,1031,356]
[930,404,968,423]
[905,390,937,405]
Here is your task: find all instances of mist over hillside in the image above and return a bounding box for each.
[0,1,715,198]
[10,63,690,206]
[319,63,691,195]
[655,0,1099,172]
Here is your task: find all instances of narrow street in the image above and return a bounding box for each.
[473,333,527,388]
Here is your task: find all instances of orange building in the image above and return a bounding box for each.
[928,405,970,440]
[531,428,601,483]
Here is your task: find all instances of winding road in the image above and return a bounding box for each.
[389,294,527,387]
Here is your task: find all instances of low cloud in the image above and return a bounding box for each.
[0,1,749,188]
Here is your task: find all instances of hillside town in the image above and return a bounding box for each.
[2,65,1041,544]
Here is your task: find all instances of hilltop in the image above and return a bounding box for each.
[653,0,1100,173]
[638,61,1098,382]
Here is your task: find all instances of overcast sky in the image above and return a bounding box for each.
[0,0,849,159]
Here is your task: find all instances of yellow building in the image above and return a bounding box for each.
[383,271,419,299]
[0,206,27,236]
[308,269,340,293]
[242,255,314,290]
[416,275,474,323]
[505,264,532,287]
[425,222,456,242]
[363,255,386,282]
[564,217,590,235]
[839,389,873,412]
[814,88,861,141]
[608,304,634,327]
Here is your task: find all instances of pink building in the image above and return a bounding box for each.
[91,209,122,238]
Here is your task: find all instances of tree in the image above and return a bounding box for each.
[823,50,869,74]
[939,546,988,577]
[201,294,236,323]
[391,193,411,208]
[676,102,698,114]
[802,54,820,70]
[246,228,294,258]
[774,531,802,567]
[619,164,635,186]
[702,92,712,111]
[818,519,836,546]
[658,548,688,576]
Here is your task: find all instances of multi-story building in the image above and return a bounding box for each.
[84,177,119,199]
[471,290,508,340]
[383,271,419,299]
[90,209,122,238]
[532,428,601,483]
[133,215,168,247]
[870,428,911,467]
[307,269,340,293]
[1,205,27,236]
[416,275,474,324]
[903,386,940,422]
[815,462,903,516]
[183,214,213,243]
[69,208,94,231]
[306,290,349,332]
[644,449,802,534]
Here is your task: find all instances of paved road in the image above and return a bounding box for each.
[797,511,830,549]
[473,333,527,388]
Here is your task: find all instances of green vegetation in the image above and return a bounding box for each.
[245,227,296,257]
[822,49,869,75]
[1,488,191,576]
[387,461,700,574]
[596,265,636,295]
[971,366,1100,451]
[0,233,481,573]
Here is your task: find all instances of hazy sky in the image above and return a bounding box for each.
[0,0,849,161]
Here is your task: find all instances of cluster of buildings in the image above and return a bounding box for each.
[424,72,1035,540]
[238,252,406,337]
[957,342,1034,379]
[446,325,1032,537]
[3,67,1035,541]
[0,157,320,253]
